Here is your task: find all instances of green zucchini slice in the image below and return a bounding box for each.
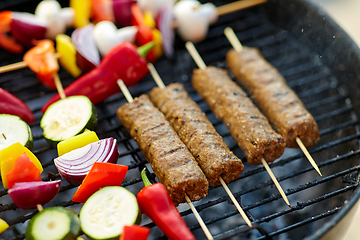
[80,186,141,240]
[40,96,97,143]
[0,114,33,151]
[25,206,81,240]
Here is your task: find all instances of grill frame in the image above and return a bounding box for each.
[1,0,360,239]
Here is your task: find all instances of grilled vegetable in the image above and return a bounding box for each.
[121,225,150,240]
[55,138,119,186]
[80,186,141,240]
[137,169,195,240]
[0,89,35,124]
[0,11,23,53]
[0,218,9,234]
[40,95,97,143]
[23,39,59,90]
[6,153,42,189]
[8,180,61,210]
[0,114,33,151]
[25,206,81,240]
[10,12,47,48]
[0,142,43,188]
[71,162,127,202]
[56,34,82,78]
[57,130,99,156]
[72,23,100,72]
[41,42,153,112]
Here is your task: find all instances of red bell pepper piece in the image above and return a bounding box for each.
[91,0,115,23]
[131,4,156,63]
[0,11,23,54]
[0,88,35,123]
[121,225,150,240]
[6,153,42,189]
[71,162,128,203]
[41,41,154,113]
[136,169,196,240]
[23,39,59,90]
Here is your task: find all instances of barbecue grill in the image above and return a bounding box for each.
[1,0,360,239]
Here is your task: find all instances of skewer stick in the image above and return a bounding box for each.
[185,41,291,207]
[224,26,322,177]
[0,61,27,73]
[116,79,213,240]
[172,0,267,29]
[261,159,290,206]
[296,137,322,176]
[0,53,61,74]
[219,177,252,227]
[217,0,267,16]
[54,73,66,99]
[148,62,253,228]
[185,194,213,240]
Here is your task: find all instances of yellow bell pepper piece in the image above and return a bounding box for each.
[70,0,92,29]
[56,34,82,78]
[0,142,43,188]
[57,130,99,156]
[144,11,156,28]
[143,11,163,59]
[152,28,163,59]
[0,218,9,234]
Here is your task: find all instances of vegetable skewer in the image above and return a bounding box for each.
[117,79,213,240]
[224,27,322,176]
[185,41,290,207]
[147,63,252,228]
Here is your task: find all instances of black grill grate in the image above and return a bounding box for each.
[1,1,360,240]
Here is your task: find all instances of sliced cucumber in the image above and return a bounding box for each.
[25,206,81,240]
[0,114,33,151]
[80,186,141,240]
[40,96,97,143]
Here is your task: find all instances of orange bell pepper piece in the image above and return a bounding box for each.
[23,39,59,90]
[0,11,23,54]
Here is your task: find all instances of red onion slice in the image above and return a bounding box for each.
[72,24,100,73]
[54,138,119,186]
[157,5,175,58]
[8,180,61,210]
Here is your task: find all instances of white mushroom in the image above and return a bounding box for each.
[173,0,218,43]
[35,0,74,39]
[93,21,138,56]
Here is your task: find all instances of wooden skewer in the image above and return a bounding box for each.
[117,79,214,240]
[224,27,322,177]
[54,73,66,99]
[148,62,253,228]
[217,0,267,16]
[172,0,267,29]
[185,41,290,207]
[0,61,27,73]
[0,53,60,74]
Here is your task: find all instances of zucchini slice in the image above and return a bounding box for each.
[80,186,141,240]
[40,96,97,143]
[25,206,81,240]
[0,114,33,151]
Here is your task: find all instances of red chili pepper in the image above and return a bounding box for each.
[136,169,196,240]
[0,11,23,54]
[131,4,156,63]
[6,153,42,189]
[41,41,154,113]
[0,88,35,123]
[71,162,128,203]
[23,39,59,90]
[121,225,150,240]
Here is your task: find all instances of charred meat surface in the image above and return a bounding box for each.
[226,47,320,148]
[192,66,285,165]
[149,83,244,186]
[117,94,208,205]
